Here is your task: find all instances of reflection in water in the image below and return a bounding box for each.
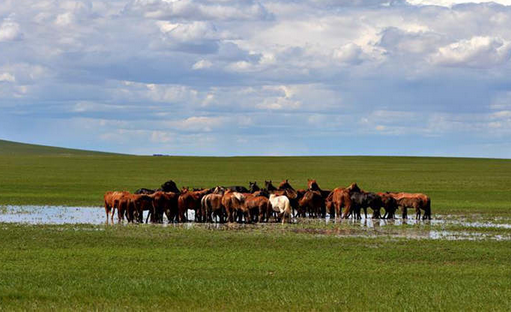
[0,205,510,241]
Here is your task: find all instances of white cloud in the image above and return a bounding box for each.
[0,72,15,83]
[192,59,212,70]
[167,116,226,132]
[0,17,22,42]
[431,36,511,68]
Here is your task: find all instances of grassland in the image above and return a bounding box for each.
[1,139,511,311]
[0,139,510,214]
[1,223,511,311]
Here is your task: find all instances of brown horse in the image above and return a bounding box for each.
[325,183,359,219]
[119,193,154,223]
[307,179,332,217]
[221,190,250,223]
[178,188,211,222]
[201,193,225,223]
[377,192,399,219]
[389,192,431,220]
[244,193,270,222]
[150,191,179,223]
[104,191,129,223]
[298,190,325,218]
[307,179,331,198]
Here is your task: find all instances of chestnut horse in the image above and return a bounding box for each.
[119,193,154,223]
[104,191,129,223]
[222,190,250,223]
[201,193,225,223]
[389,192,431,220]
[244,193,270,222]
[325,183,360,219]
[178,188,211,222]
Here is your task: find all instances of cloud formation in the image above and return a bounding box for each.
[1,0,511,157]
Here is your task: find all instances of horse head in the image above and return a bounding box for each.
[278,179,295,191]
[307,179,319,191]
[249,181,260,193]
[347,183,361,193]
[265,180,277,191]
[161,180,179,193]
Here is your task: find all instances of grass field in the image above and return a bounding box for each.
[0,139,510,214]
[1,223,511,311]
[1,139,511,310]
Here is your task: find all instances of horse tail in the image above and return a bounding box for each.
[425,196,431,219]
[284,198,291,217]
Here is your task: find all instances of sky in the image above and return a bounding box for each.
[1,0,511,157]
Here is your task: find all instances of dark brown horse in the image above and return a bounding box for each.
[306,179,332,217]
[298,190,325,218]
[249,181,260,193]
[377,192,399,219]
[150,191,179,223]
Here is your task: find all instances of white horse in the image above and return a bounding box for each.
[269,194,292,224]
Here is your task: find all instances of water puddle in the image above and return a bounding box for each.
[0,205,510,241]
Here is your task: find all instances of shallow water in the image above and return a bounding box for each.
[0,205,510,241]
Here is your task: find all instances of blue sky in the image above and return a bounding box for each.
[1,0,511,157]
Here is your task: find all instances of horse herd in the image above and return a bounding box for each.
[103,179,432,224]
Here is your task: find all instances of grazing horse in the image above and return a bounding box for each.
[349,191,383,219]
[249,181,260,193]
[389,192,431,220]
[377,192,399,219]
[298,190,325,218]
[222,190,250,223]
[177,188,211,222]
[268,194,292,224]
[149,191,179,223]
[104,191,129,223]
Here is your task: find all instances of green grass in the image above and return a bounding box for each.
[0,139,510,214]
[2,140,511,310]
[0,223,510,311]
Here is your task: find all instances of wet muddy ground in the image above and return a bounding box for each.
[1,205,510,241]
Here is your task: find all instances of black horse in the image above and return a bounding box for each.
[350,191,383,219]
[135,179,180,194]
[249,181,260,193]
[224,185,249,193]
